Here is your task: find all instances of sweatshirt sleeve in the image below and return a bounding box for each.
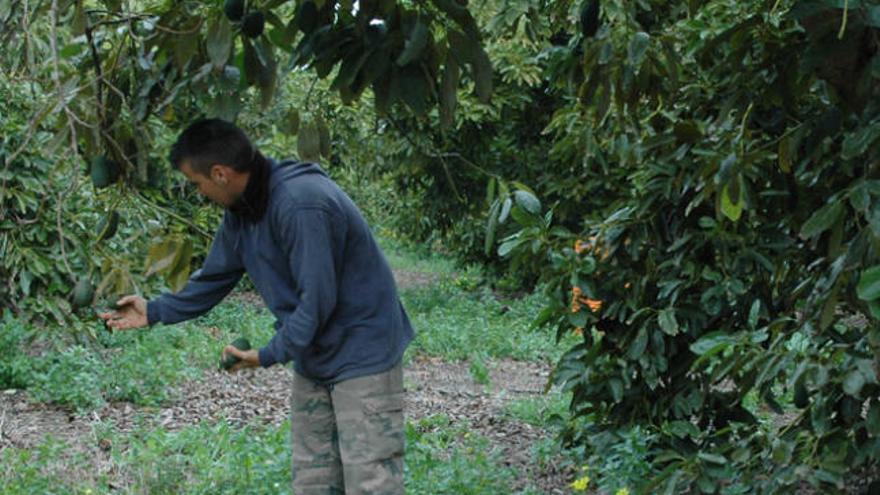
[147,217,245,325]
[259,206,343,367]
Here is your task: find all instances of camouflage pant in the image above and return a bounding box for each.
[291,362,405,495]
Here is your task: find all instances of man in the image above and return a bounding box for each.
[100,118,413,494]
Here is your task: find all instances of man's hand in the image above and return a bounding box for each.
[99,295,148,330]
[223,346,260,372]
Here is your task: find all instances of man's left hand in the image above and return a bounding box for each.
[223,346,260,372]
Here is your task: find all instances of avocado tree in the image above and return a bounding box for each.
[492,0,880,491]
[0,0,496,316]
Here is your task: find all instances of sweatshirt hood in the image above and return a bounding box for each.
[271,159,328,185]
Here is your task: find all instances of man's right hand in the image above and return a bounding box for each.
[99,295,149,330]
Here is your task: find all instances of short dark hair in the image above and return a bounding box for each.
[168,119,257,176]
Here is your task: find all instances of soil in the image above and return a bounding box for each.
[0,270,572,493]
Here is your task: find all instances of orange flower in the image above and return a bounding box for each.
[574,239,591,254]
[572,327,584,336]
[584,298,603,313]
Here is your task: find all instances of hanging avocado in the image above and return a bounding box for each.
[241,11,265,38]
[90,155,119,189]
[219,337,252,370]
[580,0,600,38]
[97,210,120,241]
[71,277,95,309]
[793,377,809,408]
[224,0,245,22]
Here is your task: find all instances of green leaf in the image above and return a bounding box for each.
[666,420,700,439]
[71,3,87,36]
[850,181,871,212]
[627,32,651,70]
[498,238,522,257]
[658,309,679,336]
[628,327,648,359]
[396,20,429,66]
[843,370,866,397]
[207,15,233,71]
[778,136,793,173]
[690,331,736,356]
[720,182,744,222]
[484,200,500,256]
[869,299,880,319]
[697,452,728,465]
[841,122,880,160]
[399,64,429,115]
[513,190,541,215]
[800,201,843,240]
[867,401,880,436]
[608,377,623,402]
[698,216,716,229]
[857,265,880,301]
[568,310,587,328]
[498,197,512,223]
[748,299,761,329]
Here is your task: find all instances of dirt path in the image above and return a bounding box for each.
[0,357,570,492]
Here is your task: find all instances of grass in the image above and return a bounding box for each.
[0,235,579,493]
[503,391,572,426]
[402,282,578,364]
[0,414,539,495]
[1,233,570,412]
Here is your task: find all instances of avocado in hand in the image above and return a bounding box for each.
[220,337,252,370]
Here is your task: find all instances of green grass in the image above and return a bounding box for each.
[0,235,580,493]
[402,283,576,364]
[0,303,275,411]
[503,391,571,426]
[0,413,539,495]
[378,233,461,277]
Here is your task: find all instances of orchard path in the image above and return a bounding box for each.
[0,269,574,494]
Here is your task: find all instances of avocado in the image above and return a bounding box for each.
[241,11,265,38]
[793,377,809,408]
[71,277,95,309]
[90,155,119,189]
[224,0,245,22]
[97,210,120,241]
[219,337,252,370]
[580,0,600,38]
[838,396,862,424]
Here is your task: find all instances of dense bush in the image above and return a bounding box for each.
[497,0,880,491]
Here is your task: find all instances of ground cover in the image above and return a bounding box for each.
[0,238,581,494]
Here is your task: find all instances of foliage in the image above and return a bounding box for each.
[0,76,91,321]
[493,0,880,491]
[406,415,518,494]
[0,413,535,495]
[402,282,578,363]
[0,301,274,410]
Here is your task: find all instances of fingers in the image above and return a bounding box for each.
[224,345,245,360]
[115,295,143,309]
[222,347,259,373]
[102,313,146,330]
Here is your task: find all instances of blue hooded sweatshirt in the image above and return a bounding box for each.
[146,159,414,384]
